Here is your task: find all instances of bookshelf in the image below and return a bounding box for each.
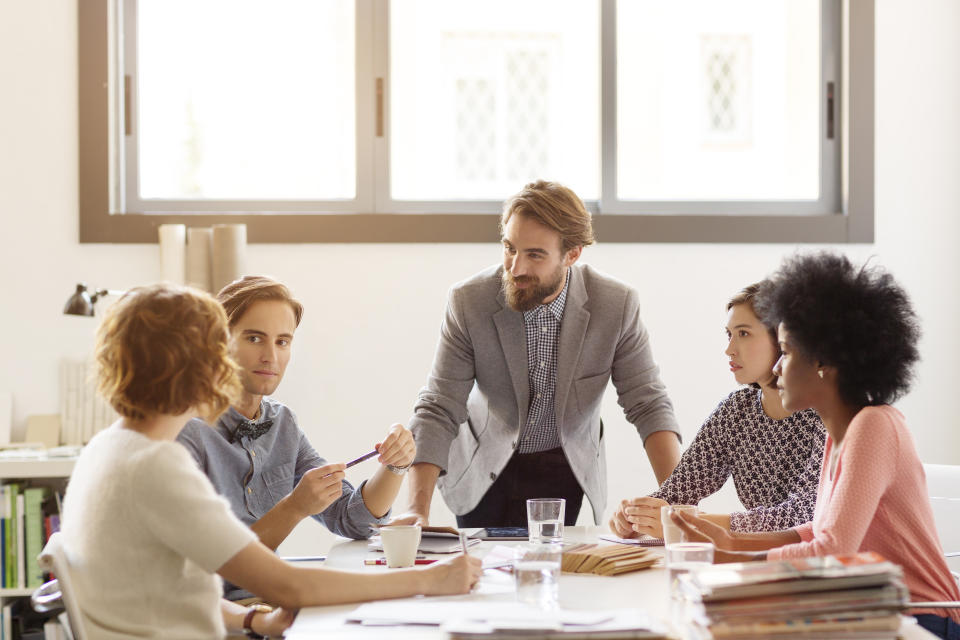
[0,456,76,601]
[0,459,76,481]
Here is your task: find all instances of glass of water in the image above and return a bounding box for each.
[664,541,714,626]
[665,542,714,594]
[526,498,565,544]
[514,544,562,609]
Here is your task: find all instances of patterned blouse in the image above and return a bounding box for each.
[651,387,826,532]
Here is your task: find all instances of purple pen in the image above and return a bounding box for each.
[345,449,379,468]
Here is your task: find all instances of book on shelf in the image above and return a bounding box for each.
[5,483,18,590]
[0,484,60,592]
[60,357,117,445]
[14,493,23,589]
[24,487,48,588]
[2,601,11,640]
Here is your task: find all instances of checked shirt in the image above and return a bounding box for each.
[517,272,570,453]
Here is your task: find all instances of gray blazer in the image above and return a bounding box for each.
[410,263,680,523]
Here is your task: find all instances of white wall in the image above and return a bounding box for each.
[1,1,958,555]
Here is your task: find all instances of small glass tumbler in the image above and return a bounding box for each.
[665,541,715,626]
[526,498,565,544]
[514,543,562,609]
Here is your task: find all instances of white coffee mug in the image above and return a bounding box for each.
[379,525,422,568]
[660,504,699,545]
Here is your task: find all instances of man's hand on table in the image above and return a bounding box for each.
[385,511,429,527]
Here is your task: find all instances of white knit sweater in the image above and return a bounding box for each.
[61,423,256,638]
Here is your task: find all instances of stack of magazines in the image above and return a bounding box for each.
[676,552,908,639]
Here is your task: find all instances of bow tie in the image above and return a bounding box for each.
[230,419,274,443]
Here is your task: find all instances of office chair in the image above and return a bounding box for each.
[904,464,960,615]
[924,463,960,584]
[30,532,85,640]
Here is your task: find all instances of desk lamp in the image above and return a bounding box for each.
[63,283,123,317]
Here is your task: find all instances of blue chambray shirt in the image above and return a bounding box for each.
[177,397,389,598]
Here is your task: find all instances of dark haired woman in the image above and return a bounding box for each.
[610,283,825,539]
[673,253,960,639]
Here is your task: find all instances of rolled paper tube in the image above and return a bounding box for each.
[158,224,186,285]
[185,227,213,292]
[211,224,248,293]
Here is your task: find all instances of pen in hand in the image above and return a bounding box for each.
[322,450,378,480]
[459,530,470,556]
[345,450,379,468]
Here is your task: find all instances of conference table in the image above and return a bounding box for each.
[284,526,937,639]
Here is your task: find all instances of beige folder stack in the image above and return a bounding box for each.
[562,543,658,576]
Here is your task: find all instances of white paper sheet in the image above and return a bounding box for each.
[346,601,613,627]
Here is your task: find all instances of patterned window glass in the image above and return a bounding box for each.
[618,0,819,201]
[505,48,550,181]
[456,77,497,182]
[702,35,752,145]
[391,0,599,201]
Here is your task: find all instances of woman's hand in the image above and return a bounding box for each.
[609,497,667,538]
[252,606,298,638]
[422,553,483,595]
[671,511,752,563]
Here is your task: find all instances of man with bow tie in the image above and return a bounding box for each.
[177,276,416,600]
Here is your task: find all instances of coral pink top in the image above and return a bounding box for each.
[768,405,960,621]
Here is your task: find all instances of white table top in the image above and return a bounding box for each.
[284,526,936,639]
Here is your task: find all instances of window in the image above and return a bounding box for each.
[388,0,600,205]
[132,1,357,205]
[79,0,874,243]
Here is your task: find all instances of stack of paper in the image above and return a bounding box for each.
[561,543,658,576]
[677,552,908,639]
[60,358,117,445]
[443,609,668,639]
[345,601,667,638]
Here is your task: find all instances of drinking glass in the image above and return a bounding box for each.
[514,544,562,609]
[526,498,565,544]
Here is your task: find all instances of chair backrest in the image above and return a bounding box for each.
[924,464,960,576]
[36,532,85,640]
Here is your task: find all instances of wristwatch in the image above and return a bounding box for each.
[243,603,273,638]
[386,462,412,475]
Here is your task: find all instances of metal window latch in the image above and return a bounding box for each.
[826,81,835,140]
[376,77,384,137]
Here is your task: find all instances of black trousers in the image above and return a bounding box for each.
[455,447,584,527]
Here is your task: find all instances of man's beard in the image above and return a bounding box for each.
[502,265,566,312]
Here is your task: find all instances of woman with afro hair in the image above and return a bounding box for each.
[672,252,960,639]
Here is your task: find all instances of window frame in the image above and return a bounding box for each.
[78,0,874,243]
